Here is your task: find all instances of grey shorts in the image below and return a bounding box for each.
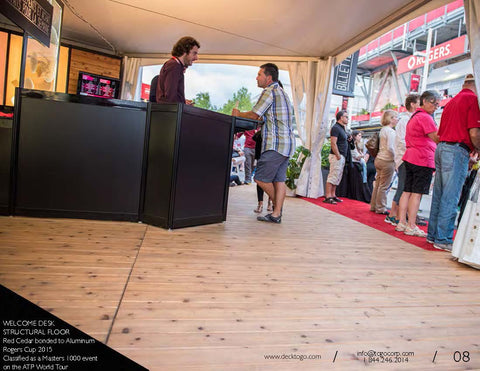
[254,150,289,183]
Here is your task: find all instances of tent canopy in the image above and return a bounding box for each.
[57,0,451,61]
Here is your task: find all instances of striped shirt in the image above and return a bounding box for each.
[252,82,296,157]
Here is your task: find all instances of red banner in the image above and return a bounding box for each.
[410,74,420,92]
[141,83,150,101]
[397,35,467,74]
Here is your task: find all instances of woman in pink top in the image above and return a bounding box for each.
[396,91,440,237]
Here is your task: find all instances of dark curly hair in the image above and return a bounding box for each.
[171,36,200,57]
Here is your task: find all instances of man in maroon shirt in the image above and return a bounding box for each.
[427,74,480,251]
[156,36,200,104]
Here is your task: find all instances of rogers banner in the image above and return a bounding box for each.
[397,35,467,74]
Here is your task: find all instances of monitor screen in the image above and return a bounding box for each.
[77,72,120,99]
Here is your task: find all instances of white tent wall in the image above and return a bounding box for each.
[290,59,335,198]
[465,0,480,99]
[121,56,141,100]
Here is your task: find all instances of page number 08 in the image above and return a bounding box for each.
[453,351,470,362]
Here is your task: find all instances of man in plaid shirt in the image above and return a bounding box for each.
[232,63,295,223]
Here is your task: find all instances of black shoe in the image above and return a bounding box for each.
[257,213,281,223]
[332,197,343,203]
[323,197,337,204]
[416,216,427,226]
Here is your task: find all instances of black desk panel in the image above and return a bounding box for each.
[142,104,235,229]
[14,91,147,220]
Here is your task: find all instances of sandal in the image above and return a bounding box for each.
[323,197,337,204]
[254,204,263,213]
[257,213,282,223]
[404,225,427,237]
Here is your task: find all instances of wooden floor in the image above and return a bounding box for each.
[1,185,479,370]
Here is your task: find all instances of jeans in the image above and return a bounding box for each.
[243,147,256,183]
[359,159,367,183]
[427,142,469,244]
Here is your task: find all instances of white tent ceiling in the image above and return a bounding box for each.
[54,0,452,61]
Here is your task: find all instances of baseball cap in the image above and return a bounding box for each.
[464,74,475,83]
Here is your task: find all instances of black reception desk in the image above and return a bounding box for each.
[6,89,258,229]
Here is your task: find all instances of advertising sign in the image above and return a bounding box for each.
[332,51,359,97]
[0,0,53,47]
[141,83,150,101]
[397,35,467,75]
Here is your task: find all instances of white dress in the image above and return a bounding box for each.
[452,171,480,269]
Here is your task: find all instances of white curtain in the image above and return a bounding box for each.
[289,58,335,198]
[120,57,171,100]
[465,0,480,98]
[120,56,141,100]
[288,62,308,145]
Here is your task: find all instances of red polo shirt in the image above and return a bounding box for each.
[238,129,259,149]
[438,88,480,150]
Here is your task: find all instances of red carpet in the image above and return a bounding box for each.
[301,196,438,251]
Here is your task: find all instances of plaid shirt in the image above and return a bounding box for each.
[252,82,296,157]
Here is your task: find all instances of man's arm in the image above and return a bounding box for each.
[469,127,480,151]
[427,131,439,144]
[231,108,260,121]
[330,136,341,160]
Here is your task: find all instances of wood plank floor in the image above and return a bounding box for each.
[1,185,479,370]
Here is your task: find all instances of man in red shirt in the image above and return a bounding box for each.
[156,36,200,104]
[427,74,480,251]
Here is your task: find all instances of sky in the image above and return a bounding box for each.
[141,63,291,108]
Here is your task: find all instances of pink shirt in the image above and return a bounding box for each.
[402,108,438,169]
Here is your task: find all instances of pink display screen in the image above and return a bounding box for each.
[77,72,120,99]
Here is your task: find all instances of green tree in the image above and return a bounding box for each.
[218,87,254,115]
[194,92,217,111]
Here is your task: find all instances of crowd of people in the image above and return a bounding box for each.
[154,36,480,252]
[324,74,480,252]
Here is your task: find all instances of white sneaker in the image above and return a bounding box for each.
[433,243,452,252]
[395,222,407,232]
[404,225,427,237]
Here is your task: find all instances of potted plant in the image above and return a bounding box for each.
[285,145,311,196]
[381,102,398,111]
[321,141,331,191]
